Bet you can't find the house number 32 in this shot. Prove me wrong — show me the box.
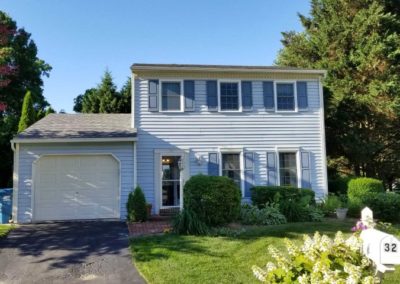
[384,243,397,253]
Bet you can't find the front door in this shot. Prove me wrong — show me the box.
[161,155,181,208]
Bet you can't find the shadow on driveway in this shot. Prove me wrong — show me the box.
[0,221,145,284]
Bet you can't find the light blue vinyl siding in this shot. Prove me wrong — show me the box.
[135,77,327,205]
[16,142,134,223]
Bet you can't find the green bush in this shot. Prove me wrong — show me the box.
[362,193,400,222]
[250,186,319,222]
[328,176,352,195]
[184,174,242,226]
[278,194,324,222]
[321,195,343,215]
[126,186,148,222]
[240,203,287,225]
[172,208,209,235]
[347,198,363,218]
[251,186,315,208]
[347,177,384,202]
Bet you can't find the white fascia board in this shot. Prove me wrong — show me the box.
[11,137,138,144]
[132,66,327,76]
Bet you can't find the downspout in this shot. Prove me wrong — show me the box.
[10,141,19,223]
[133,141,137,189]
[319,76,329,198]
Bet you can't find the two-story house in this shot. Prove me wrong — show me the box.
[11,64,327,223]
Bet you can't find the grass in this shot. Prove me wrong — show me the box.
[0,224,13,238]
[130,219,400,284]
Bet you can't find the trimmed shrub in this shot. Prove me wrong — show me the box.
[347,177,384,202]
[328,176,352,195]
[362,193,400,222]
[240,203,287,225]
[126,186,148,222]
[184,174,242,226]
[172,208,209,235]
[251,186,315,208]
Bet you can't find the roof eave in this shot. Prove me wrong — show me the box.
[131,64,327,76]
[11,137,138,144]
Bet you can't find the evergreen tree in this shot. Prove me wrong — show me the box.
[18,91,35,132]
[276,0,400,186]
[98,71,119,113]
[73,72,131,113]
[45,107,55,116]
[117,78,131,113]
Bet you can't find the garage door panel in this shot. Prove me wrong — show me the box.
[34,155,120,221]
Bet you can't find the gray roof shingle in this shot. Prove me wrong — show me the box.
[14,113,136,140]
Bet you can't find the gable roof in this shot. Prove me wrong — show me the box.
[131,63,326,76]
[13,113,136,142]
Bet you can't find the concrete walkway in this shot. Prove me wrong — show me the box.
[0,221,145,284]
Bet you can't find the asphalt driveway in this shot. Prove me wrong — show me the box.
[0,221,145,284]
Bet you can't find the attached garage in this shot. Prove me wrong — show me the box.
[11,114,137,223]
[33,155,120,221]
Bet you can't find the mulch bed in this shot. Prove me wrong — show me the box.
[128,216,172,237]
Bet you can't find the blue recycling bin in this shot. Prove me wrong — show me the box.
[0,188,12,224]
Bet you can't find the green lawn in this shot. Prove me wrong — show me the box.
[130,219,400,284]
[0,224,13,238]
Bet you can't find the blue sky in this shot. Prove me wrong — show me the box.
[1,0,310,112]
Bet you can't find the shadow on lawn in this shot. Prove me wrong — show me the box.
[219,218,355,242]
[131,234,228,262]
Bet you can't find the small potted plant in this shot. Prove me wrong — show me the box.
[335,195,348,220]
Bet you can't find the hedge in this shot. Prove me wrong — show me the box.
[347,177,384,202]
[250,186,315,208]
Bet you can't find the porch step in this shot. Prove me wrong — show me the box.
[159,207,180,217]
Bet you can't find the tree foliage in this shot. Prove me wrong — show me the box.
[73,71,131,113]
[0,11,51,187]
[276,0,400,187]
[18,91,35,132]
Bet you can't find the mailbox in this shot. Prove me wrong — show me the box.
[361,229,400,266]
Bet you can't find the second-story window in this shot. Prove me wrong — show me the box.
[161,82,182,111]
[276,83,295,111]
[220,82,239,111]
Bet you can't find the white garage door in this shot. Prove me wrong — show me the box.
[33,155,120,221]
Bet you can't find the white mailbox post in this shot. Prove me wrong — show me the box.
[360,207,400,276]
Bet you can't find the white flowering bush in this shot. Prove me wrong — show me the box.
[252,231,377,283]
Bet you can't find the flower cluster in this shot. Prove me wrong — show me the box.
[351,220,369,233]
[252,231,377,283]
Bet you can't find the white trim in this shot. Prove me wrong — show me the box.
[276,150,301,188]
[155,149,188,211]
[132,65,327,76]
[12,143,19,223]
[31,153,121,222]
[217,79,242,112]
[159,79,184,112]
[274,80,298,113]
[131,73,136,128]
[319,77,329,196]
[11,137,137,144]
[133,142,137,188]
